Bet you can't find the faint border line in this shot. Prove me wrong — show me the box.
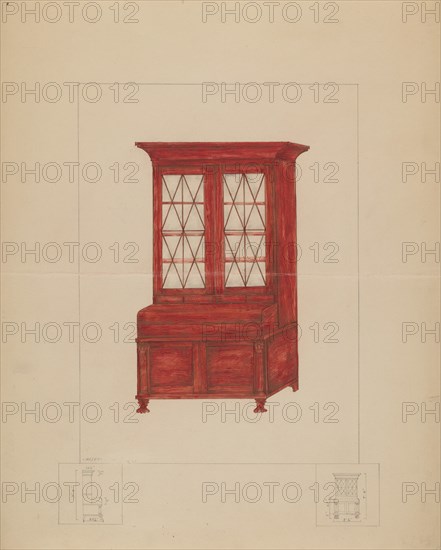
[77,96,82,463]
[0,0,431,3]
[76,81,360,466]
[357,83,360,463]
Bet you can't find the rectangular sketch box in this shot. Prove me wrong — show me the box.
[58,463,123,525]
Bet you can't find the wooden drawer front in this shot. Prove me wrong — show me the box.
[150,345,193,392]
[206,345,254,392]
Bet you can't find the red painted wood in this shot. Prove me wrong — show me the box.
[213,165,223,296]
[275,160,298,327]
[135,141,309,413]
[138,303,276,323]
[136,142,309,162]
[137,344,149,394]
[153,165,162,297]
[205,168,216,295]
[149,345,193,391]
[267,327,298,394]
[193,343,207,393]
[207,345,254,392]
[253,341,266,395]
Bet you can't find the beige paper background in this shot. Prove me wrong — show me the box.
[1,1,440,548]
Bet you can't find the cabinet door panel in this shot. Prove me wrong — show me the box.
[207,345,254,392]
[150,345,193,393]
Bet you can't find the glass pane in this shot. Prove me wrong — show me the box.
[223,173,266,287]
[162,174,181,201]
[161,174,205,289]
[183,175,204,201]
[245,234,265,261]
[225,261,246,287]
[224,234,243,259]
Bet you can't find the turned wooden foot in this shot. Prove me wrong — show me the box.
[254,399,267,413]
[291,381,299,392]
[136,396,150,413]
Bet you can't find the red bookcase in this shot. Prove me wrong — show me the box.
[135,142,309,413]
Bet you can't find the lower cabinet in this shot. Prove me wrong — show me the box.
[136,331,298,413]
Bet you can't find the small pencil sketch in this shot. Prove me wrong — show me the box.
[326,473,367,523]
[59,462,123,525]
[81,468,104,523]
